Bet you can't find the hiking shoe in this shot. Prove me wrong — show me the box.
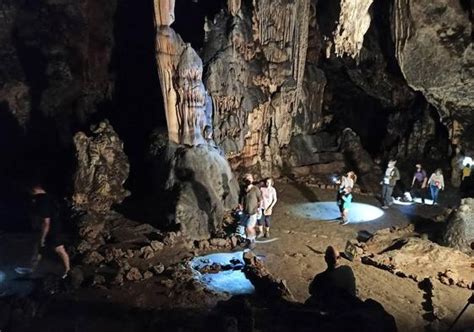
[341,219,349,225]
[257,233,264,239]
[264,231,270,238]
[381,205,389,209]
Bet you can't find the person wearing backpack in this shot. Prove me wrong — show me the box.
[28,183,70,278]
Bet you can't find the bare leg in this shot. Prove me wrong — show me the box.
[54,245,70,276]
[257,225,264,238]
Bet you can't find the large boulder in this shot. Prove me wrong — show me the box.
[72,120,130,213]
[442,198,474,252]
[165,144,239,240]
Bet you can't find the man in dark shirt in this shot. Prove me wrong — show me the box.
[308,246,356,310]
[239,174,262,249]
[29,184,70,278]
[411,163,427,204]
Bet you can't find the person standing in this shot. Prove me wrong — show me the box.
[462,164,471,182]
[340,187,353,225]
[257,178,277,238]
[239,174,262,249]
[336,171,357,219]
[428,168,445,205]
[381,160,400,209]
[411,164,427,204]
[29,183,70,278]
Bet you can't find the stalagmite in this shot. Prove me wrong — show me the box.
[153,0,207,146]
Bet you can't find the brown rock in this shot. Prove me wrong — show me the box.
[126,268,143,282]
[152,263,165,275]
[82,251,105,265]
[210,238,229,247]
[143,271,154,280]
[150,240,165,251]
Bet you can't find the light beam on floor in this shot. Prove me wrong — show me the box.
[190,251,255,295]
[291,201,384,223]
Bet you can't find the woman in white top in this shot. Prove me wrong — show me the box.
[257,178,278,238]
[428,168,444,205]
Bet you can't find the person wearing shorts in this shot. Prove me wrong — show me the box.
[239,174,262,248]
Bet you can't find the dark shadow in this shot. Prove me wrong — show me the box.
[377,239,408,255]
[287,176,320,202]
[357,230,374,242]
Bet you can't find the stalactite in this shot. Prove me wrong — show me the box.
[328,0,374,59]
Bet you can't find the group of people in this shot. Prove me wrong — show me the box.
[381,160,445,208]
[238,174,278,249]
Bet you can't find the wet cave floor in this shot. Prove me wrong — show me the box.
[0,182,473,332]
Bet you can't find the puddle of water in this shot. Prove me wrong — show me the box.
[291,202,384,223]
[190,251,255,295]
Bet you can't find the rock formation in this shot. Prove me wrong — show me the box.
[204,0,324,177]
[442,198,474,252]
[329,0,374,59]
[72,120,130,213]
[360,226,473,289]
[392,0,474,151]
[153,0,208,146]
[152,0,239,240]
[0,0,116,141]
[164,144,239,240]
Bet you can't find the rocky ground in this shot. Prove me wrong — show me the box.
[0,181,473,331]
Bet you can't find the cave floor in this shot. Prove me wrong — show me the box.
[0,182,473,332]
[253,181,473,332]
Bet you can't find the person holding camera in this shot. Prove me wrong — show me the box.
[239,174,262,249]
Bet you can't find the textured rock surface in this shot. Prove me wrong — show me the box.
[329,0,374,58]
[153,0,209,146]
[0,0,116,139]
[361,226,473,289]
[204,0,325,177]
[392,0,474,150]
[165,144,239,240]
[442,198,474,252]
[72,120,130,213]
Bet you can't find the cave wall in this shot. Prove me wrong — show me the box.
[0,0,117,184]
[203,0,327,177]
[0,0,470,192]
[392,0,473,153]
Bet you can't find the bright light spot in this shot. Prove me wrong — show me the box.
[393,197,434,205]
[190,251,255,295]
[291,202,384,223]
[463,156,473,167]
